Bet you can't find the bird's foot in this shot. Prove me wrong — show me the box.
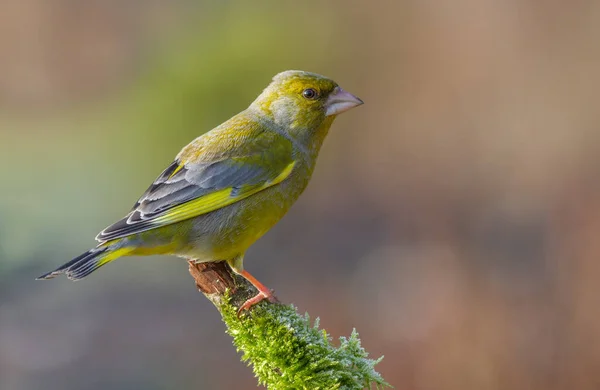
[237,290,278,317]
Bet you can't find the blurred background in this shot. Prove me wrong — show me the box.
[2,1,600,389]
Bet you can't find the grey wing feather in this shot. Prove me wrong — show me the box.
[130,161,180,209]
[95,157,286,242]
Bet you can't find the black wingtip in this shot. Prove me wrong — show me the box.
[36,271,59,280]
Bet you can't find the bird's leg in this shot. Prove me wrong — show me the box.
[237,269,278,314]
[227,256,278,315]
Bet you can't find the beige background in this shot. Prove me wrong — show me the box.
[2,1,600,389]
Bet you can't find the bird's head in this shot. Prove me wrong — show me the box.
[251,70,363,129]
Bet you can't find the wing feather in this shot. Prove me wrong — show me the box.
[95,125,295,242]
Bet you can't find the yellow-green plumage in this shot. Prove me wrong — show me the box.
[38,70,363,294]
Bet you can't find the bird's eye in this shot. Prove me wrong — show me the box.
[302,88,319,100]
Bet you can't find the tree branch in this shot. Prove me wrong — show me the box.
[187,260,390,389]
[187,260,255,309]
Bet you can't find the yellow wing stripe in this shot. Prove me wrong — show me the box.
[168,163,185,179]
[152,161,296,225]
[268,160,296,185]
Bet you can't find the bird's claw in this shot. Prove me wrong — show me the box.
[237,290,277,317]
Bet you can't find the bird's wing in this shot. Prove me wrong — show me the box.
[96,124,295,242]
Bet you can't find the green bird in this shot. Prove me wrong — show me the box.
[38,70,363,311]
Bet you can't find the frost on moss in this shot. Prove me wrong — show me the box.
[220,299,390,390]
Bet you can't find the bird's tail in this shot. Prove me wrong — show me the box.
[37,245,132,281]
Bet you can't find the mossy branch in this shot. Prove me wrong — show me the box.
[188,261,390,390]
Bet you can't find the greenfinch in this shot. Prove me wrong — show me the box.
[38,70,363,311]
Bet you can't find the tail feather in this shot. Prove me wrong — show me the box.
[36,247,130,281]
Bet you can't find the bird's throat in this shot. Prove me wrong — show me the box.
[305,116,335,161]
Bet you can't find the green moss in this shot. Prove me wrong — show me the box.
[220,298,390,390]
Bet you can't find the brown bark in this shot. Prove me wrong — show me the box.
[187,260,278,310]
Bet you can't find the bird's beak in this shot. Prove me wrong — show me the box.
[325,87,364,116]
